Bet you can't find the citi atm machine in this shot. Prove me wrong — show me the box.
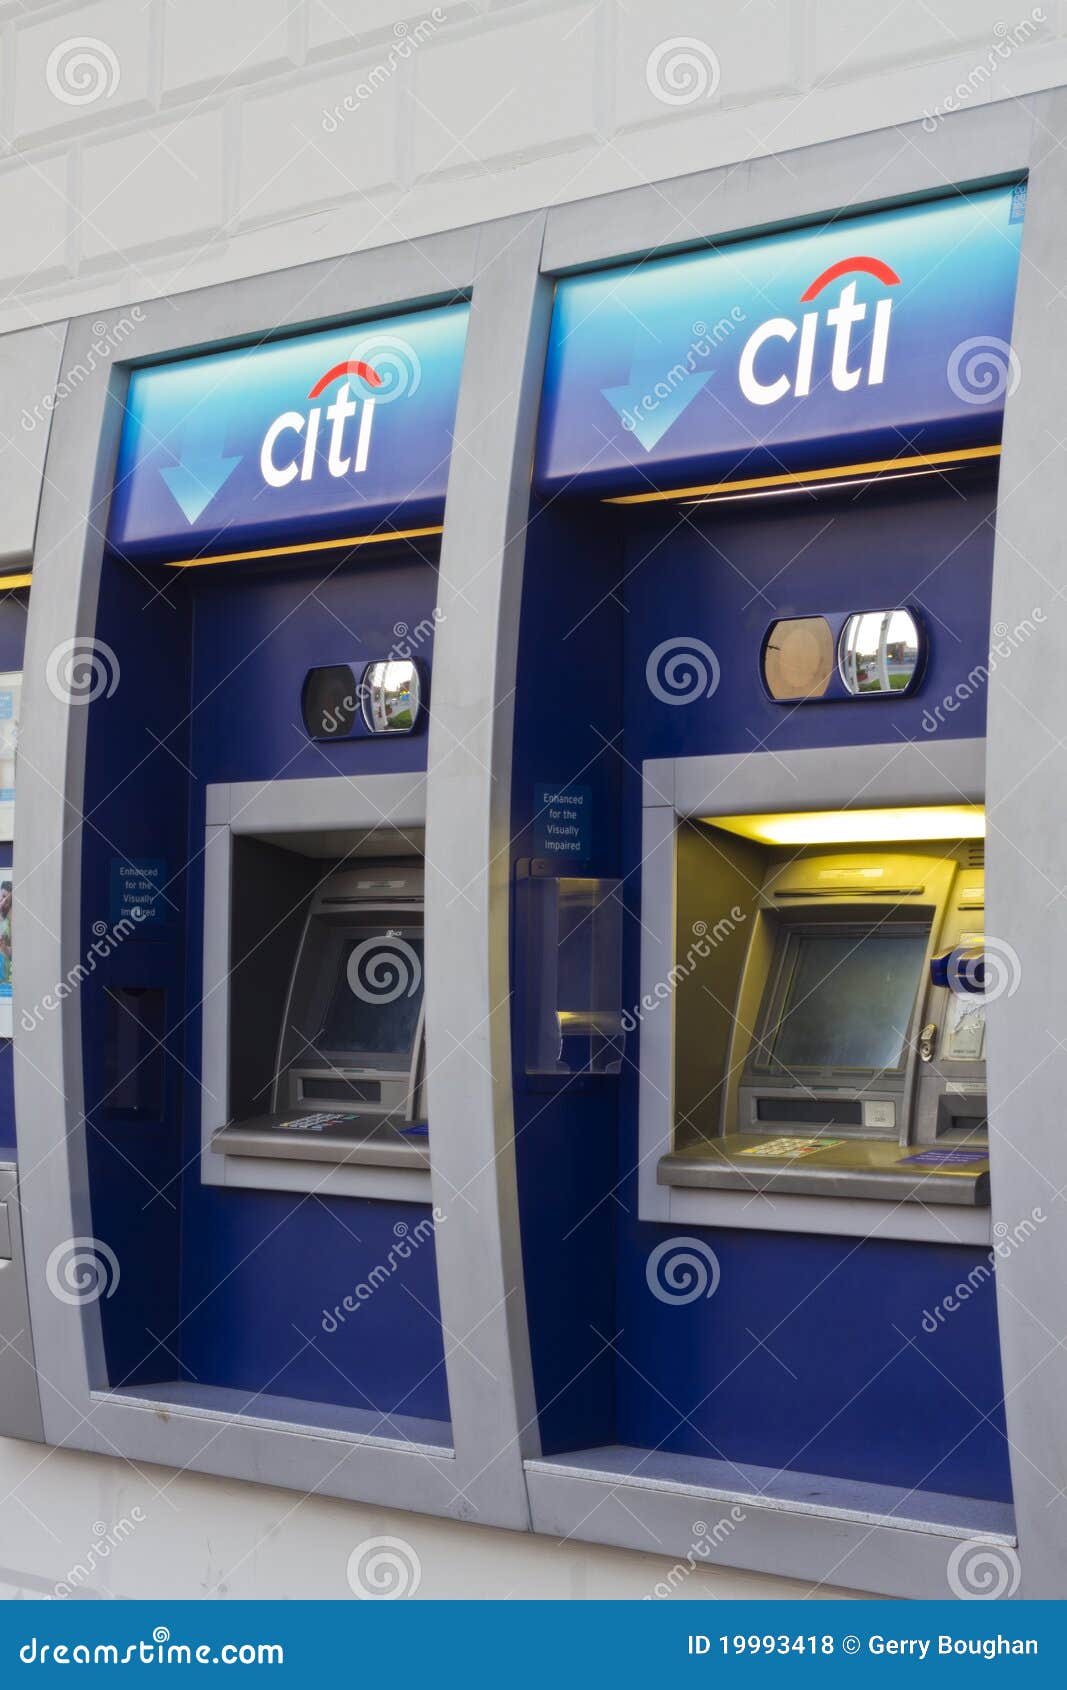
[4,136,1065,1602]
[4,288,479,1495]
[506,175,1036,1592]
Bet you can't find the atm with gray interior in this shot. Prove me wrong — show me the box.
[215,854,427,1169]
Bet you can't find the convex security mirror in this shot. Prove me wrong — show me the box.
[362,660,421,733]
[301,659,424,739]
[761,609,924,703]
[839,609,923,697]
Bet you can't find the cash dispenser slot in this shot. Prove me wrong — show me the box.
[658,818,991,1206]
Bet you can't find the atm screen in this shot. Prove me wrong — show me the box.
[764,927,928,1073]
[317,928,425,1070]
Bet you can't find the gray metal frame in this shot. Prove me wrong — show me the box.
[201,774,431,1201]
[0,1162,44,1441]
[9,89,1065,1594]
[14,217,542,1532]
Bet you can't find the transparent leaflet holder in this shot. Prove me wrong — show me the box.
[518,865,624,1076]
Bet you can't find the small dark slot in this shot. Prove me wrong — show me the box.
[104,987,165,1120]
[301,1077,382,1104]
[755,1096,863,1127]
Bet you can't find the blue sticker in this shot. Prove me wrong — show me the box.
[534,784,592,859]
[1009,181,1027,224]
[110,858,168,929]
[899,1149,988,1168]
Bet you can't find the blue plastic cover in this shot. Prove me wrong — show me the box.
[536,184,1024,495]
[107,302,469,561]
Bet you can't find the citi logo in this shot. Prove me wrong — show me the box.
[260,359,382,488]
[737,256,900,406]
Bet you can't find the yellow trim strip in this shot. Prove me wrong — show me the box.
[0,572,32,590]
[602,446,1002,506]
[163,525,444,570]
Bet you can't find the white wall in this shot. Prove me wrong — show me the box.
[0,0,1062,336]
[0,0,1046,1602]
[0,1440,862,1600]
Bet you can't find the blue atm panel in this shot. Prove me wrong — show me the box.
[536,184,1024,495]
[512,180,1022,1503]
[108,302,469,562]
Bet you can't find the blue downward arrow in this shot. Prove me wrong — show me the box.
[602,357,712,453]
[160,426,241,524]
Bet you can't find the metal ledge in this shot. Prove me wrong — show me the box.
[97,1383,452,1456]
[526,1445,1016,1600]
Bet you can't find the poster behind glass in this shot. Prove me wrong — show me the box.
[0,671,20,842]
[0,874,11,1038]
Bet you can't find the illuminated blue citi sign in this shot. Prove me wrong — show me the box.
[108,302,469,561]
[535,185,1025,494]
